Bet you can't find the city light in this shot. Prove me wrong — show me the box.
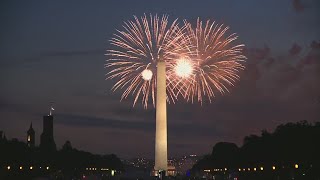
[272,166,276,170]
[19,166,23,170]
[30,166,33,170]
[7,166,10,170]
[295,164,299,169]
[238,168,241,172]
[141,69,153,81]
[254,167,257,171]
[224,168,227,171]
[260,167,264,171]
[174,58,193,78]
[248,168,250,171]
[46,166,49,170]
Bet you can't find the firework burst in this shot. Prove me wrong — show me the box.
[175,18,246,103]
[106,14,189,108]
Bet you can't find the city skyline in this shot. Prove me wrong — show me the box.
[1,0,319,159]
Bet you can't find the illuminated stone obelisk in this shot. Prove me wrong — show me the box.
[154,60,168,173]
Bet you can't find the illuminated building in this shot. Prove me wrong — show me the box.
[154,60,168,173]
[167,165,177,176]
[27,122,35,148]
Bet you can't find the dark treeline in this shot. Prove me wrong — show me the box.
[192,121,320,179]
[0,139,124,179]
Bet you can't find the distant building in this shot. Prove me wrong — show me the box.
[0,131,7,141]
[40,115,56,151]
[27,122,35,148]
[167,165,177,176]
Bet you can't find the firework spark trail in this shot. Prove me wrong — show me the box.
[106,14,190,108]
[106,15,246,107]
[174,18,246,104]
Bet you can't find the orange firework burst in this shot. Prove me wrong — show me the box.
[176,18,246,103]
[106,14,189,108]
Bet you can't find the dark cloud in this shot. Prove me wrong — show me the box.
[41,49,105,58]
[55,113,222,137]
[292,0,304,13]
[26,49,105,63]
[243,45,270,61]
[310,40,320,50]
[55,113,153,131]
[289,43,302,55]
[0,49,105,68]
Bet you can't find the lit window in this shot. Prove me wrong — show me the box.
[27,135,31,142]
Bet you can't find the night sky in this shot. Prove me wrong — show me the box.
[1,0,319,159]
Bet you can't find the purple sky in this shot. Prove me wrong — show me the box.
[0,0,319,159]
